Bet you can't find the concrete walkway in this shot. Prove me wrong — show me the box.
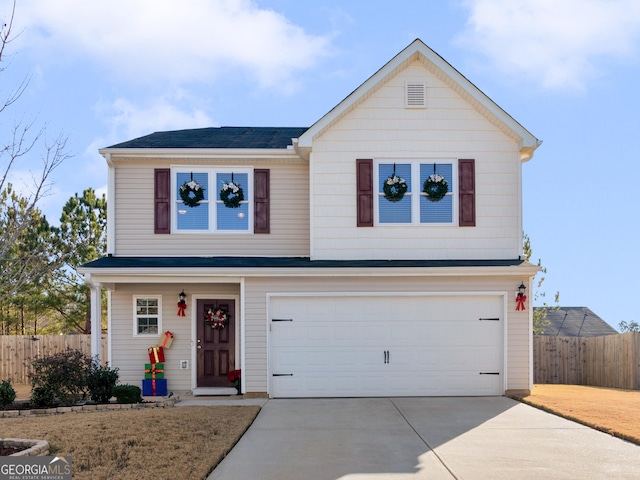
[203,397,640,480]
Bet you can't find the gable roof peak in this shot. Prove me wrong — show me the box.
[298,38,541,161]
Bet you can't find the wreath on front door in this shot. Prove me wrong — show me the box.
[204,307,229,329]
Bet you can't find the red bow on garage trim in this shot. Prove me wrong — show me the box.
[515,294,527,311]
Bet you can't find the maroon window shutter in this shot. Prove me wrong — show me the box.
[254,169,270,234]
[356,159,374,227]
[458,159,476,227]
[154,168,171,234]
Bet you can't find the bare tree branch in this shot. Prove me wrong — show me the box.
[0,0,29,114]
[0,1,71,304]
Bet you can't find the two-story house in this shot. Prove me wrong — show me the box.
[80,39,541,398]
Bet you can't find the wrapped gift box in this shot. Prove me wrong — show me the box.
[144,363,164,380]
[142,378,167,396]
[148,346,165,363]
[159,331,174,349]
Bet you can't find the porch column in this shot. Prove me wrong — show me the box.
[90,282,102,363]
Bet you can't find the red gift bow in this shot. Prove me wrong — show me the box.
[145,364,164,379]
[177,301,186,316]
[515,294,527,311]
[160,331,174,348]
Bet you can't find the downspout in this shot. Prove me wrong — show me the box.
[104,153,116,255]
[84,273,103,363]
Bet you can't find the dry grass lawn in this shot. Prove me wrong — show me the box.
[514,384,640,445]
[1,388,260,480]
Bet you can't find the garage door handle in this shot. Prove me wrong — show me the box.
[383,350,389,364]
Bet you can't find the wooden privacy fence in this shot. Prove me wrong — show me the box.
[0,335,108,384]
[534,332,640,389]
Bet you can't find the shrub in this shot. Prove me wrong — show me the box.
[87,362,120,404]
[31,349,93,407]
[31,386,56,408]
[112,384,142,404]
[0,379,16,410]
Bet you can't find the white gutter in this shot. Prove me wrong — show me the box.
[80,262,541,284]
[105,153,115,255]
[98,147,301,160]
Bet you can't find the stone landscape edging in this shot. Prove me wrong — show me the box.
[0,396,178,418]
[0,438,49,456]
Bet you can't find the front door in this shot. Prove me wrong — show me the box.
[196,299,235,387]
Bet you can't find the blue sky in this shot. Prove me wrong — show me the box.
[2,0,640,330]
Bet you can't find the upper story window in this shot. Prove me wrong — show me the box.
[134,296,161,336]
[376,160,456,225]
[173,168,252,233]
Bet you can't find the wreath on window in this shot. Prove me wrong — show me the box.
[204,307,228,329]
[179,179,205,207]
[219,179,245,208]
[423,173,448,202]
[383,173,408,203]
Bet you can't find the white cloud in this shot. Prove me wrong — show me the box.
[105,96,215,141]
[458,0,640,90]
[15,0,332,91]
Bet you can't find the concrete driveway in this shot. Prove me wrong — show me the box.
[206,397,640,480]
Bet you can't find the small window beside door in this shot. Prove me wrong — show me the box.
[134,296,161,335]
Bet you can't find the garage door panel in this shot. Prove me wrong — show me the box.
[270,295,503,397]
[273,373,389,398]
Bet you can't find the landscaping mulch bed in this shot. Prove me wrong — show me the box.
[0,445,25,456]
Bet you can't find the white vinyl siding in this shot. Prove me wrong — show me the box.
[111,284,240,392]
[243,275,531,396]
[310,60,522,261]
[112,160,310,256]
[106,275,531,396]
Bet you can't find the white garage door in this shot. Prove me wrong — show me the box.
[269,295,504,397]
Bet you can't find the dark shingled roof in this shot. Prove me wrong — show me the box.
[107,126,309,149]
[535,307,617,337]
[83,256,524,270]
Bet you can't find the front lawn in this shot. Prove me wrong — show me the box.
[0,405,259,479]
[513,384,640,445]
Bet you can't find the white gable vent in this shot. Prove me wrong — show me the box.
[405,81,426,108]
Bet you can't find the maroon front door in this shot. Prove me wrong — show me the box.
[197,299,235,387]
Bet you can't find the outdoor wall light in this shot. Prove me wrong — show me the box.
[518,283,526,296]
[177,290,187,317]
